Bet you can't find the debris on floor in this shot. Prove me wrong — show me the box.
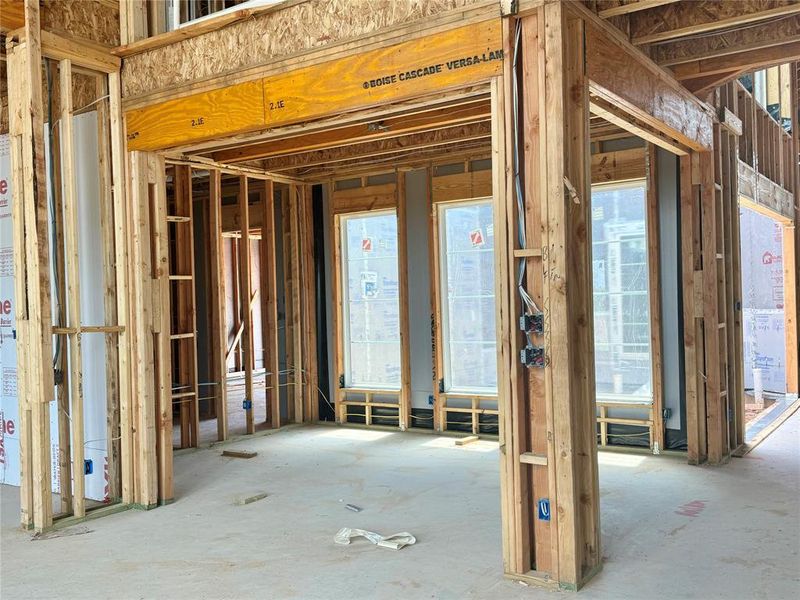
[334,527,416,550]
[455,435,480,446]
[222,449,258,459]
[234,492,269,505]
[31,527,93,541]
[344,503,362,512]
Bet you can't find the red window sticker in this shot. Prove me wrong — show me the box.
[362,238,373,252]
[469,228,485,247]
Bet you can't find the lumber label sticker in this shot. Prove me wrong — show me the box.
[126,79,266,152]
[126,20,503,152]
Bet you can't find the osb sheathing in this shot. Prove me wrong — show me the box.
[42,0,120,47]
[122,0,491,98]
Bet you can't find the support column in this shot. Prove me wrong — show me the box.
[7,0,55,532]
[499,3,601,590]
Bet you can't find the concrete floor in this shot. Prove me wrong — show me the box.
[2,412,799,600]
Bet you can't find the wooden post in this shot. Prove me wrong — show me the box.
[289,184,304,423]
[238,176,255,434]
[59,59,86,518]
[208,169,229,439]
[397,171,411,431]
[96,74,121,502]
[260,179,281,428]
[109,72,134,505]
[645,144,665,452]
[680,154,707,464]
[499,4,601,590]
[7,0,55,532]
[300,184,319,422]
[152,157,172,502]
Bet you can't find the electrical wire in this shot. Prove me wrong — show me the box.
[511,19,542,352]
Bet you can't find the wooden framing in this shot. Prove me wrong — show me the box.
[208,169,229,439]
[8,2,796,594]
[260,179,282,428]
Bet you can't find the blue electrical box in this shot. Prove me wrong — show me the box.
[84,459,93,475]
[537,498,550,521]
[242,399,252,410]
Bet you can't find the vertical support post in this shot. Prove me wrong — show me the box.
[238,176,255,434]
[127,150,158,507]
[208,169,228,439]
[330,192,344,424]
[698,150,725,464]
[260,179,281,428]
[109,72,134,505]
[299,184,319,423]
[48,59,73,516]
[59,59,86,518]
[521,13,555,577]
[645,144,665,452]
[680,154,707,464]
[152,156,172,502]
[397,171,411,431]
[500,4,601,590]
[7,0,55,531]
[428,173,444,432]
[288,184,303,423]
[96,74,121,502]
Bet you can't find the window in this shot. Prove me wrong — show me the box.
[591,181,653,402]
[438,199,497,394]
[340,210,401,389]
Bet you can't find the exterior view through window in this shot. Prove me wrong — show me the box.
[438,199,497,394]
[340,210,401,389]
[591,180,653,403]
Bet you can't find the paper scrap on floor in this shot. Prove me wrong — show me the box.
[334,527,416,550]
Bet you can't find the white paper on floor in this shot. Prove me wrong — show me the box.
[334,527,416,550]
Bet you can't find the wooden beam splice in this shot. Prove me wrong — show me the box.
[59,59,86,518]
[238,176,255,435]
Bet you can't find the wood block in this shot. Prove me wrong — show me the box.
[455,434,480,446]
[222,449,258,459]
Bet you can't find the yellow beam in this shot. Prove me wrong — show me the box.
[126,20,503,151]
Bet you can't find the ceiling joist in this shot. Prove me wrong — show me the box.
[597,0,679,19]
[630,1,800,46]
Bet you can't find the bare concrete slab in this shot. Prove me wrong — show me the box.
[2,413,799,599]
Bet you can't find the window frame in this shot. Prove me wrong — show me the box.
[436,196,498,396]
[338,207,402,391]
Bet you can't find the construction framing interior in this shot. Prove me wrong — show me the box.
[1,0,799,594]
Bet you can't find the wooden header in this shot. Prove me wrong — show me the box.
[125,19,504,152]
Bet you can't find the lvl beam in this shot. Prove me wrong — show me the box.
[125,21,504,151]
